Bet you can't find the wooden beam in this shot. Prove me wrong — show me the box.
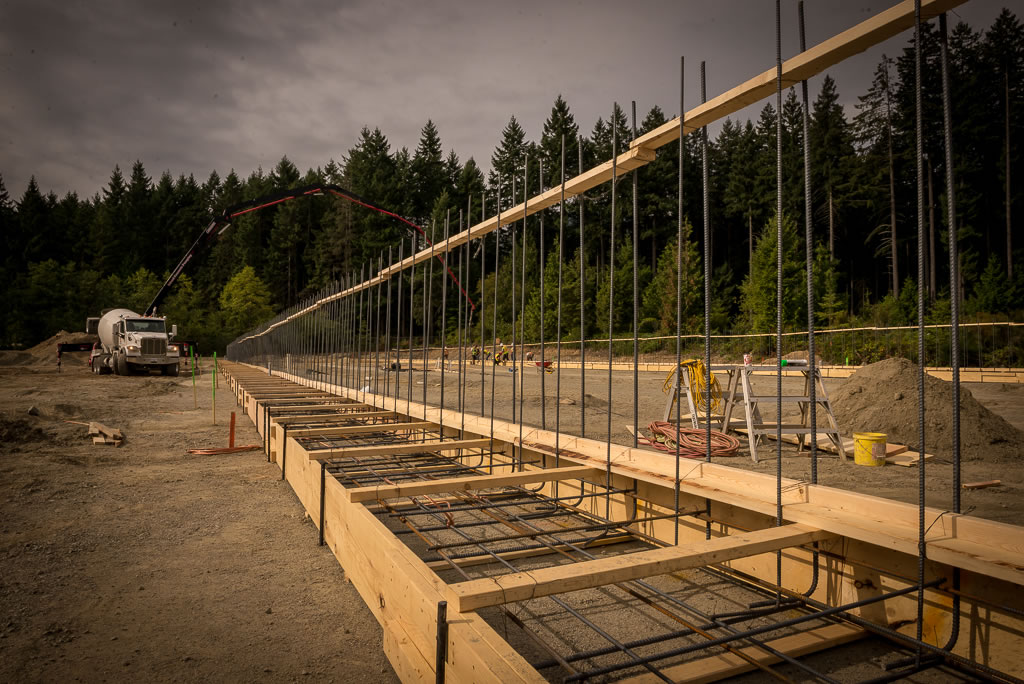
[284,410,396,423]
[271,414,394,425]
[448,524,834,612]
[288,421,438,438]
[315,437,493,464]
[268,404,372,414]
[346,465,601,503]
[425,535,634,571]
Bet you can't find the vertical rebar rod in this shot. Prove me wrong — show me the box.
[579,136,586,438]
[539,159,547,431]
[457,211,464,416]
[409,240,416,406]
[607,109,618,521]
[424,224,435,407]
[435,600,448,684]
[675,55,685,545]
[491,184,501,450]
[440,210,450,431]
[799,1,818,485]
[357,265,366,401]
[632,101,640,449]
[795,0,822,600]
[512,174,519,427]
[914,0,926,662]
[396,243,404,413]
[775,0,784,602]
[556,134,566,494]
[519,160,529,468]
[375,255,383,396]
[480,193,486,416]
[940,16,962,652]
[385,251,392,399]
[701,61,713,542]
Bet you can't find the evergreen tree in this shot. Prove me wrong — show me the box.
[266,157,303,305]
[810,75,854,260]
[539,95,579,182]
[411,120,446,221]
[124,160,152,273]
[89,167,128,275]
[739,215,806,332]
[489,116,529,208]
[640,219,702,334]
[854,55,900,297]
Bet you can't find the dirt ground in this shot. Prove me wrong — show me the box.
[381,360,1024,525]
[0,353,397,683]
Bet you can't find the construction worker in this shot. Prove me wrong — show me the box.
[493,338,503,365]
[471,345,480,364]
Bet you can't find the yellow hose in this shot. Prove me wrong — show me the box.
[663,359,722,414]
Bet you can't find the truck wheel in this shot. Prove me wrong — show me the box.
[115,353,128,376]
[163,363,179,377]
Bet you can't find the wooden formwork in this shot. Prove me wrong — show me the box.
[221,360,1024,682]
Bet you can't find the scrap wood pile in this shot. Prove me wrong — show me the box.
[71,421,125,446]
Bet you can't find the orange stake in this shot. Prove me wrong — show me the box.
[229,411,236,448]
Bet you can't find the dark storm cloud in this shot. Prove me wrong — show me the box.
[0,0,1008,199]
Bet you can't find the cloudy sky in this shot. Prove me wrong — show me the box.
[0,0,1009,199]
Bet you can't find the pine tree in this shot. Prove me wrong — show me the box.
[640,219,702,335]
[854,55,900,297]
[539,95,579,182]
[810,75,854,260]
[740,215,806,332]
[124,160,152,273]
[489,116,528,208]
[411,120,446,221]
[89,167,128,275]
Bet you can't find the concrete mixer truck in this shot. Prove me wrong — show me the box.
[86,309,180,376]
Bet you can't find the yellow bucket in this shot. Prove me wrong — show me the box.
[853,432,887,466]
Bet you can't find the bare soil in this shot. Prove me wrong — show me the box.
[0,353,397,683]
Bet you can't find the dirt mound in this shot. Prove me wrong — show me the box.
[0,413,46,444]
[20,330,97,367]
[831,358,1024,461]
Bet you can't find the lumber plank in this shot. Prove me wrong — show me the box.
[425,535,633,571]
[449,524,834,612]
[271,413,387,425]
[283,410,396,423]
[885,451,934,467]
[315,437,493,463]
[89,421,124,440]
[346,465,601,503]
[963,480,1001,490]
[287,421,437,438]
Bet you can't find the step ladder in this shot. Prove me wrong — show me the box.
[663,363,847,463]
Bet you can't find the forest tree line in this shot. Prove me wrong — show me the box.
[0,10,1021,354]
